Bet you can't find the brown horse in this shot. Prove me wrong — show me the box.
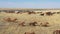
[3,17,11,22]
[53,30,60,34]
[18,22,25,26]
[40,22,49,27]
[11,18,17,22]
[25,32,35,34]
[28,11,36,14]
[29,22,37,26]
[3,17,17,22]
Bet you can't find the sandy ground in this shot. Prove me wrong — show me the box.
[0,12,60,34]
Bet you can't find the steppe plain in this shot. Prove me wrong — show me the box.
[0,8,60,34]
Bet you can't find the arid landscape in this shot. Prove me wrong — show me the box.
[0,8,60,34]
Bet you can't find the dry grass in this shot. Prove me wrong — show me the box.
[0,12,60,34]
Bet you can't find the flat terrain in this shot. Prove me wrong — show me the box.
[0,12,60,34]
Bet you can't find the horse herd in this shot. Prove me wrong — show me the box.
[16,11,60,16]
[1,11,60,34]
[24,30,60,34]
[1,11,60,16]
[3,17,60,34]
[3,17,50,27]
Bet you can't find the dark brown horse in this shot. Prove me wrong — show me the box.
[40,13,44,16]
[46,12,53,16]
[57,12,60,14]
